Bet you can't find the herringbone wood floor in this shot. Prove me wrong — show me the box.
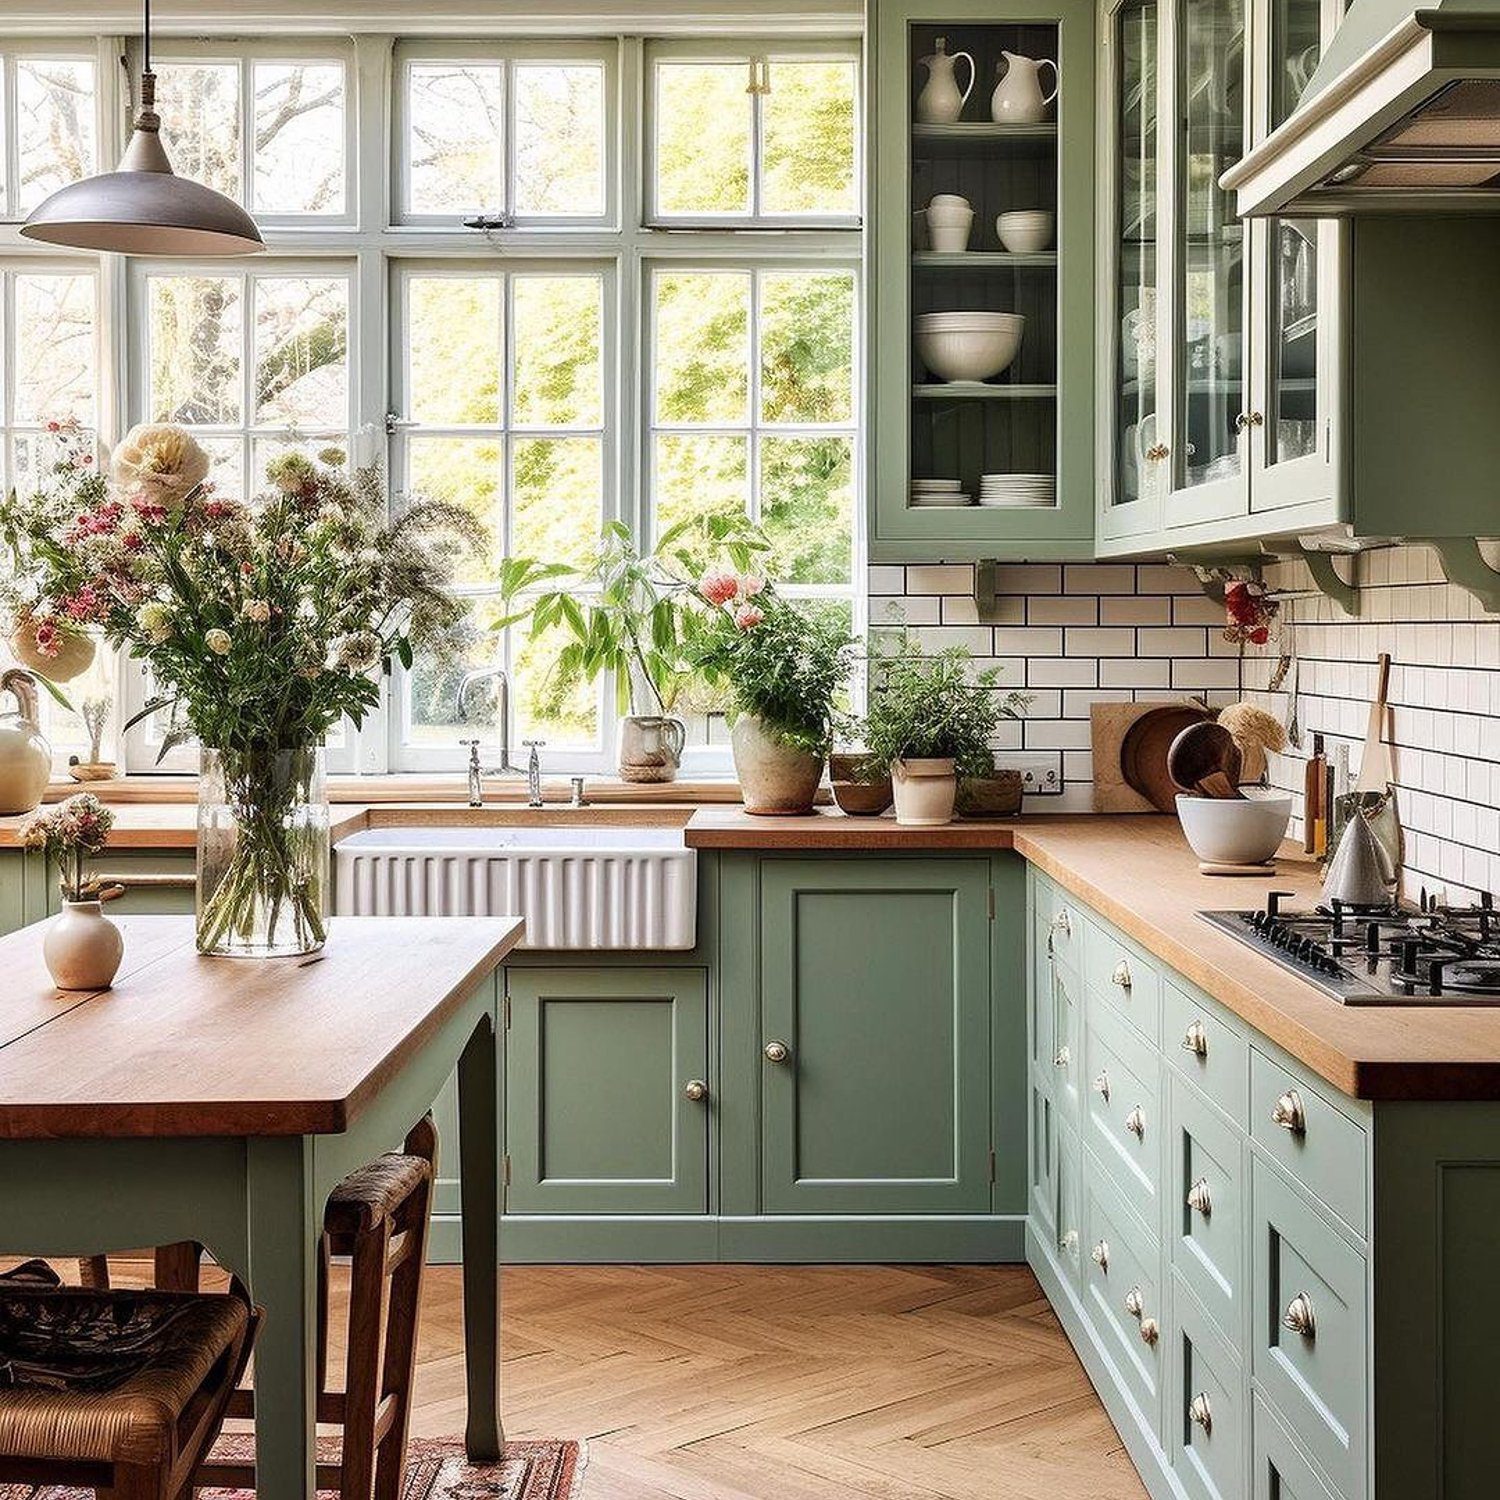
[412,1264,1149,1500]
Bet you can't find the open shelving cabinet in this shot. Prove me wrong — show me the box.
[869,0,1097,561]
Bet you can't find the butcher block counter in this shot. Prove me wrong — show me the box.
[686,808,1500,1101]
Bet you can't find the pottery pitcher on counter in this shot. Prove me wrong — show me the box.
[0,669,51,816]
[991,51,1058,124]
[915,37,975,123]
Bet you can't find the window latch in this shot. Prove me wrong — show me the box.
[383,412,416,436]
[462,211,515,231]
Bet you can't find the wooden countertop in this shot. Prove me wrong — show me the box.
[0,914,523,1138]
[686,808,1500,1103]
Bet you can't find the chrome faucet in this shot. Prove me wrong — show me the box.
[456,666,523,805]
[524,740,545,809]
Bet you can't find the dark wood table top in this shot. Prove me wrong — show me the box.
[0,915,522,1139]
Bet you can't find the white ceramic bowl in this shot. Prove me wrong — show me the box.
[1175,790,1293,866]
[916,311,1024,329]
[916,320,1024,382]
[996,210,1055,253]
[928,218,973,253]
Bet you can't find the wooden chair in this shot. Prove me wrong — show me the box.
[0,1283,257,1500]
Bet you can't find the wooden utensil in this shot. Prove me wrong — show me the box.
[1110,703,1212,814]
[1167,721,1243,798]
[1354,652,1394,793]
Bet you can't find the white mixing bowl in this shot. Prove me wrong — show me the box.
[996,210,1055,253]
[915,314,1024,381]
[1175,789,1293,866]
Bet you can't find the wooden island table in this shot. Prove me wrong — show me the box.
[0,913,523,1500]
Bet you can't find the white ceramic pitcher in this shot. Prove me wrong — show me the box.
[991,51,1059,124]
[915,37,975,124]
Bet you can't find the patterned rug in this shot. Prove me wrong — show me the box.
[2,1435,587,1500]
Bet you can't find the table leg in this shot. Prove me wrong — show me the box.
[246,1136,319,1500]
[458,1010,503,1460]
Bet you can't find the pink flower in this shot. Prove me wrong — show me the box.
[130,493,168,525]
[31,620,59,658]
[62,585,100,621]
[699,568,740,606]
[739,574,765,597]
[121,531,144,552]
[733,604,764,631]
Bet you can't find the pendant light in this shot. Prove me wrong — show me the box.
[21,0,264,255]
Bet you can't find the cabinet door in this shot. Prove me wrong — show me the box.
[505,967,710,1215]
[76,853,198,916]
[759,858,993,1213]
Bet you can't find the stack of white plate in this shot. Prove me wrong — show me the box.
[909,477,973,507]
[978,473,1055,508]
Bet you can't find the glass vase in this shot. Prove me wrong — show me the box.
[196,743,329,957]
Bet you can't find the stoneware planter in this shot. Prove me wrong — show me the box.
[43,900,124,990]
[618,714,685,784]
[731,714,824,816]
[8,620,96,684]
[891,757,958,826]
[0,668,52,816]
[956,769,1024,818]
[829,752,894,817]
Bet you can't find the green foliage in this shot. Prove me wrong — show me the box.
[860,630,1030,777]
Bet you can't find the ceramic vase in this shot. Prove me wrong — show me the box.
[8,619,96,684]
[618,714,686,784]
[891,757,958,826]
[731,715,824,816]
[990,51,1059,124]
[43,900,124,990]
[0,669,52,816]
[915,37,975,124]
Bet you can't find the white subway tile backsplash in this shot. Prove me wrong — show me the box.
[1101,596,1170,626]
[1027,657,1099,688]
[1063,626,1138,657]
[905,564,974,595]
[995,626,1064,656]
[1064,563,1137,595]
[1029,595,1099,626]
[1099,659,1172,689]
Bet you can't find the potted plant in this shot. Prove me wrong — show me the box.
[689,581,854,815]
[504,516,767,784]
[863,631,1029,826]
[827,733,894,817]
[3,425,479,957]
[20,792,122,990]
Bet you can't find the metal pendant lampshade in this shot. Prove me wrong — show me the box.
[21,3,263,255]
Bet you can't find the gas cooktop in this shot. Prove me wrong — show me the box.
[1200,890,1500,1005]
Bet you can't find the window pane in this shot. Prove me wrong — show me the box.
[514,64,604,216]
[13,273,94,426]
[653,271,750,425]
[407,62,504,214]
[760,271,855,425]
[157,62,241,201]
[252,434,344,493]
[760,435,854,584]
[148,276,243,424]
[408,275,502,426]
[653,433,747,535]
[405,610,493,747]
[15,59,96,212]
[253,276,348,428]
[513,436,602,568]
[655,62,751,215]
[197,436,246,500]
[407,435,503,583]
[512,276,602,428]
[514,617,598,747]
[252,62,345,213]
[762,59,858,215]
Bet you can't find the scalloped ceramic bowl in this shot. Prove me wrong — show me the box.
[915,314,1024,382]
[1175,789,1293,865]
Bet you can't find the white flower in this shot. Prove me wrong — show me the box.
[205,628,232,655]
[335,630,380,670]
[136,600,173,644]
[242,597,271,624]
[109,423,211,510]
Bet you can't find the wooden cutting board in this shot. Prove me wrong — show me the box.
[1092,701,1211,814]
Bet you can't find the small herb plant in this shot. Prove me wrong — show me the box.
[20,793,115,902]
[861,629,1029,777]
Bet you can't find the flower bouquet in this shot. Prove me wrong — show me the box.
[2,423,480,956]
[21,792,123,989]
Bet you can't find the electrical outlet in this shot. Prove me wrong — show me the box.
[994,750,1064,795]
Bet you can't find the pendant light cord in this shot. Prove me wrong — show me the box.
[143,0,150,74]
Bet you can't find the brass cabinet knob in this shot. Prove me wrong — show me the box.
[1124,1286,1144,1319]
[1111,960,1132,990]
[1249,410,1265,426]
[1145,442,1169,461]
[1283,1292,1316,1339]
[1186,1177,1212,1216]
[1188,1393,1213,1434]
[1139,1316,1160,1346]
[1051,909,1073,938]
[1091,1239,1110,1273]
[1271,1088,1306,1134]
[1092,1070,1111,1102]
[684,1079,709,1102]
[1182,1020,1209,1058]
[1124,1105,1146,1139]
[763,1041,791,1064]
[1053,1045,1071,1068]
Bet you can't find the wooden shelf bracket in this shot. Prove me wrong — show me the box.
[1424,536,1500,615]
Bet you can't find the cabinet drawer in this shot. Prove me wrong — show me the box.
[1050,962,1082,1125]
[1250,1050,1367,1238]
[1030,1077,1058,1238]
[1252,1160,1368,1500]
[1055,1121,1084,1289]
[1083,1173,1164,1437]
[1170,1074,1244,1342]
[1085,995,1163,1228]
[1030,914,1054,1077]
[1035,880,1084,972]
[1170,1277,1246,1500]
[1085,917,1161,1043]
[1163,980,1249,1128]
[1252,1394,1340,1500]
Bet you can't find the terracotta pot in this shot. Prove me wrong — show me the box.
[891,757,957,826]
[829,752,893,816]
[0,669,51,815]
[731,715,824,816]
[9,621,96,684]
[43,900,124,990]
[618,714,685,784]
[956,769,1024,818]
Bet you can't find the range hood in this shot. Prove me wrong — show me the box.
[1221,0,1500,215]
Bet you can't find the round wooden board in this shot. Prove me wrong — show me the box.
[1120,704,1212,814]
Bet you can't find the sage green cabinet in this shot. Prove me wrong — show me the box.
[504,966,709,1216]
[756,857,994,1212]
[0,848,196,932]
[869,0,1097,560]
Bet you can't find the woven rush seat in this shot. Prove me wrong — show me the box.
[325,1151,432,1239]
[0,1289,249,1466]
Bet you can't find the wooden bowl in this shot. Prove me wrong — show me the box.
[832,778,894,817]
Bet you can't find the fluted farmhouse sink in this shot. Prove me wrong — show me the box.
[334,826,696,949]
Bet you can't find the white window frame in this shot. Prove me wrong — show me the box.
[0,38,103,223]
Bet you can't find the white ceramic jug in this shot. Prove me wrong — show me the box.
[991,51,1059,124]
[915,37,975,124]
[0,668,51,815]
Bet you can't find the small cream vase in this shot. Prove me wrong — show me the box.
[43,899,124,990]
[891,757,958,826]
